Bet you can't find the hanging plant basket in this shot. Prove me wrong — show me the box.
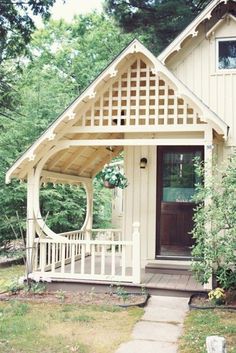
[103,180,116,189]
[99,165,128,189]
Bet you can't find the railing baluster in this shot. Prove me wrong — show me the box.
[40,242,46,273]
[61,243,65,274]
[51,243,55,273]
[47,243,50,266]
[71,243,75,274]
[33,241,38,271]
[121,245,126,277]
[91,244,95,275]
[101,245,105,275]
[111,244,115,276]
[81,244,85,274]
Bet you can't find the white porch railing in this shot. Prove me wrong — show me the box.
[32,224,140,283]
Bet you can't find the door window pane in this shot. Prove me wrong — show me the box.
[162,151,201,202]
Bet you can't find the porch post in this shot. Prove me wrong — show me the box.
[132,222,141,284]
[85,180,93,252]
[204,127,213,290]
[26,169,36,274]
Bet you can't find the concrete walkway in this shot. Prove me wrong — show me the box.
[115,295,189,353]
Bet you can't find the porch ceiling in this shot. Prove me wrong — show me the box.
[42,133,124,181]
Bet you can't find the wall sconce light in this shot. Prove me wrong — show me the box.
[140,157,148,169]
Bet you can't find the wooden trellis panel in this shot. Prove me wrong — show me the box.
[74,57,203,130]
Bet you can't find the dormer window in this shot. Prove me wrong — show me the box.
[217,38,236,70]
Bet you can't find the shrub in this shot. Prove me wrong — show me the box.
[191,154,236,290]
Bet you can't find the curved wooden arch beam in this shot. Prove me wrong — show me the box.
[31,145,92,241]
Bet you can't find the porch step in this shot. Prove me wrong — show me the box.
[145,261,191,275]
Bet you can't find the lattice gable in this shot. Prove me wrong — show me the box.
[71,55,202,131]
[6,39,228,183]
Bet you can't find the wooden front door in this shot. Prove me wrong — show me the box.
[156,146,203,257]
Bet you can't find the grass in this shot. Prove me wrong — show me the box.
[0,265,25,292]
[179,309,236,353]
[0,265,143,352]
[0,300,143,353]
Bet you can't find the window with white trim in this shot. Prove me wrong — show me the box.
[217,38,236,70]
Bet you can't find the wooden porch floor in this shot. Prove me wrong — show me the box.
[141,271,204,292]
[48,254,205,294]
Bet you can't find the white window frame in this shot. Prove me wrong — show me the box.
[216,37,236,72]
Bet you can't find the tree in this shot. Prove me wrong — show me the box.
[104,0,212,54]
[0,0,57,120]
[0,0,57,62]
[191,156,236,290]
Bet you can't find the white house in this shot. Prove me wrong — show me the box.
[6,0,235,291]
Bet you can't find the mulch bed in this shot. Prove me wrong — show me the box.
[189,292,236,311]
[0,290,150,307]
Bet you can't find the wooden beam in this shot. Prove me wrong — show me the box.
[68,124,206,134]
[41,170,92,184]
[59,138,206,147]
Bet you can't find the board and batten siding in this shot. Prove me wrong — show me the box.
[123,145,157,267]
[167,18,236,147]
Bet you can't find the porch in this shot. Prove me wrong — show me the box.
[31,227,204,295]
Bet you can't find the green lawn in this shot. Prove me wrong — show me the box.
[0,265,143,353]
[0,300,143,353]
[179,309,236,353]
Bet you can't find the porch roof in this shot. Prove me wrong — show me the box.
[6,39,228,184]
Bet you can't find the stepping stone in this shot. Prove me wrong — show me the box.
[132,321,183,343]
[143,306,187,323]
[115,340,178,353]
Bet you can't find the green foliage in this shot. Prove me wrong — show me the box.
[92,178,113,229]
[27,281,46,295]
[10,302,29,317]
[0,0,56,118]
[71,314,94,323]
[0,0,56,62]
[40,184,87,233]
[55,289,66,303]
[116,286,129,303]
[191,154,236,290]
[104,0,212,54]
[6,278,24,294]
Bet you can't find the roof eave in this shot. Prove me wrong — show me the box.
[158,0,228,63]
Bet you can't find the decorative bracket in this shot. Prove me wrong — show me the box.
[28,154,36,161]
[46,132,56,141]
[68,111,76,120]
